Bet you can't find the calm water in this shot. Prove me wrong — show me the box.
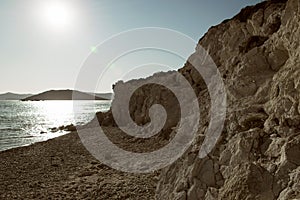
[0,100,111,151]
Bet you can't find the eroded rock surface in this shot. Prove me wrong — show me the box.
[91,0,300,199]
[156,0,300,199]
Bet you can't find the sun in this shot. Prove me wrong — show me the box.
[39,1,74,31]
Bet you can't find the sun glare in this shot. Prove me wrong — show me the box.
[39,1,74,31]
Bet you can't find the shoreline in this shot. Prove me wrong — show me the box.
[0,130,70,153]
[0,128,72,153]
[0,129,158,199]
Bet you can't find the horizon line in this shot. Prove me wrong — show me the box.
[0,89,114,95]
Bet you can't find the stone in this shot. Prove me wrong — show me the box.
[191,158,215,187]
[187,183,205,200]
[205,187,219,200]
[81,0,300,199]
[175,181,188,193]
[284,137,300,166]
[268,46,289,71]
[265,137,286,158]
[64,124,77,132]
[174,191,187,200]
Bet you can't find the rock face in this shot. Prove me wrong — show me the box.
[93,0,300,199]
[156,0,300,199]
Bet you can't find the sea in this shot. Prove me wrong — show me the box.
[0,100,111,152]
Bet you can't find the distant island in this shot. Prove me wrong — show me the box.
[0,92,33,100]
[21,90,112,101]
[91,92,113,100]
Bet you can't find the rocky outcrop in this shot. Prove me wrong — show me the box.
[156,0,300,199]
[93,0,300,199]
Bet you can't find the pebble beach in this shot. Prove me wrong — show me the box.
[0,128,159,200]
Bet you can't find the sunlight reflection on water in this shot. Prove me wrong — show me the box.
[0,100,111,151]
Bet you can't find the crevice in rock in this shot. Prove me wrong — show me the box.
[239,36,269,53]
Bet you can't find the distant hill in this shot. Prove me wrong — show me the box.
[22,90,111,101]
[0,92,33,100]
[93,93,113,100]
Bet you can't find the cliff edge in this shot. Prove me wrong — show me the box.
[93,0,300,199]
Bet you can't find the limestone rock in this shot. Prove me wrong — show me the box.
[88,0,300,199]
[155,0,300,199]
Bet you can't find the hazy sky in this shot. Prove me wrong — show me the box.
[0,0,260,94]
